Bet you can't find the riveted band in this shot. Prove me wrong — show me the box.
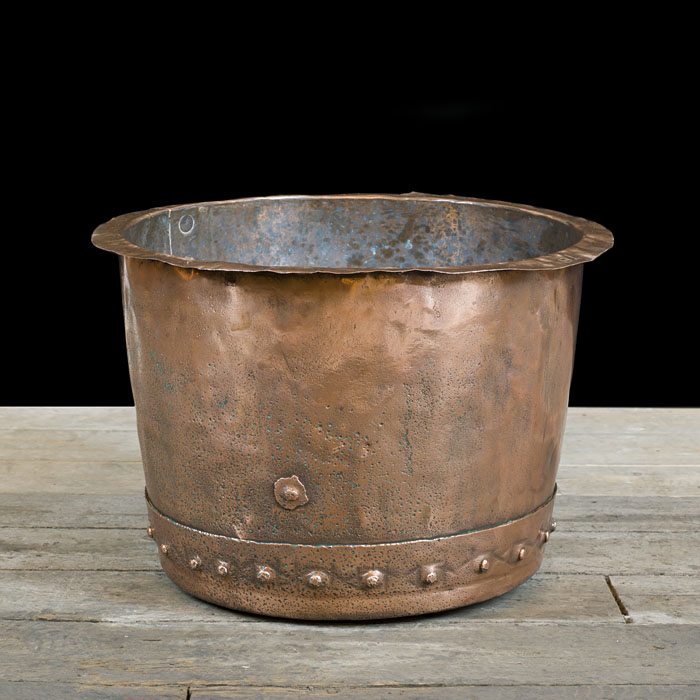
[145,487,557,620]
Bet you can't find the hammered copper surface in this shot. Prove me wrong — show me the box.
[92,193,613,620]
[146,488,557,620]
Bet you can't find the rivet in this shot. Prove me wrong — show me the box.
[551,519,557,531]
[257,565,274,582]
[146,526,154,538]
[362,569,384,588]
[159,543,169,556]
[307,571,327,587]
[189,556,201,569]
[282,486,299,502]
[217,561,229,576]
[479,558,490,573]
[274,475,309,510]
[543,530,550,542]
[421,565,439,584]
[518,547,526,561]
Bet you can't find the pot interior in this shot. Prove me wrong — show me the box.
[123,196,582,269]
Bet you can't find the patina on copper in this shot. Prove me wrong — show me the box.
[92,193,613,620]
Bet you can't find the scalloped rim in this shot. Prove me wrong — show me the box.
[91,192,614,274]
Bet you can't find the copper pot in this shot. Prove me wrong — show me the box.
[92,193,613,620]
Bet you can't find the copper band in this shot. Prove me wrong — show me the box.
[146,488,557,620]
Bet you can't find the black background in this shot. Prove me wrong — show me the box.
[8,89,695,407]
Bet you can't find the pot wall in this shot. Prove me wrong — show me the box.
[121,257,582,546]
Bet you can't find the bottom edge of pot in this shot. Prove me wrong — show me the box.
[145,493,556,621]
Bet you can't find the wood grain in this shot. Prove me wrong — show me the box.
[0,407,698,698]
[0,571,621,625]
[2,620,699,686]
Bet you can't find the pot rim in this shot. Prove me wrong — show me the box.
[91,192,614,275]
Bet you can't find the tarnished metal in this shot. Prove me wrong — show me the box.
[421,565,439,585]
[273,475,309,510]
[92,193,613,620]
[256,565,274,582]
[146,487,556,618]
[362,570,385,588]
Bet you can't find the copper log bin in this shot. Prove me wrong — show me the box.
[92,193,613,620]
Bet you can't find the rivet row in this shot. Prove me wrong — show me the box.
[148,521,556,583]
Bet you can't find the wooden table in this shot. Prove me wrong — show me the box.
[1,407,698,699]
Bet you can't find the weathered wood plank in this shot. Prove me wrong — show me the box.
[0,408,697,695]
[0,571,621,625]
[3,459,697,498]
[1,409,697,466]
[1,525,697,576]
[559,431,700,466]
[0,429,141,462]
[540,532,700,576]
[0,494,146,528]
[0,682,184,699]
[554,495,700,532]
[2,621,698,686]
[3,493,696,532]
[610,575,700,625]
[556,465,700,497]
[0,528,157,571]
[0,461,143,494]
[1,682,697,700]
[1,406,696,434]
[0,406,136,431]
[564,407,700,434]
[191,685,700,699]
